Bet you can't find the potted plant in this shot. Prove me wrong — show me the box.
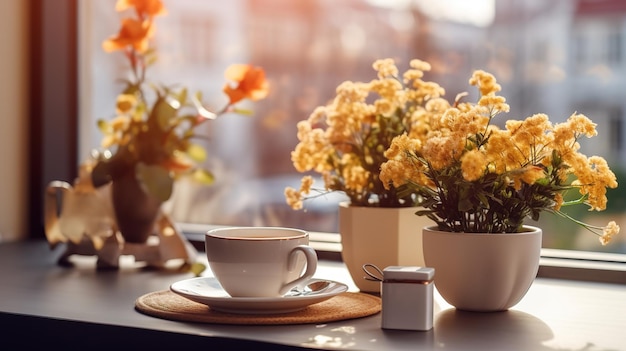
[91,0,269,243]
[284,58,442,292]
[379,67,620,311]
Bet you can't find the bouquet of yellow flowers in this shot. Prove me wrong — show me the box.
[285,58,444,209]
[379,63,619,244]
[91,0,269,202]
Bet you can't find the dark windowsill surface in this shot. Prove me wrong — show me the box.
[1,238,625,350]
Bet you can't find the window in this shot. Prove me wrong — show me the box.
[607,29,622,65]
[609,109,624,151]
[79,0,626,256]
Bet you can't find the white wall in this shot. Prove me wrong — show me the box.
[0,0,28,242]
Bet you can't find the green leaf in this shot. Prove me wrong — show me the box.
[194,90,203,102]
[186,143,207,162]
[192,169,215,185]
[189,262,206,277]
[231,108,254,116]
[176,88,188,106]
[477,191,490,208]
[192,92,217,120]
[135,163,173,202]
[458,187,474,212]
[97,119,111,133]
[152,97,178,131]
[122,83,140,95]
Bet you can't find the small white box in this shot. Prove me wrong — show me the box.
[381,266,435,331]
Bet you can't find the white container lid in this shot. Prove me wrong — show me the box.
[383,266,435,281]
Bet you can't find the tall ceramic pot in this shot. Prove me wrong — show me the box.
[111,172,162,244]
[422,225,542,312]
[339,202,432,293]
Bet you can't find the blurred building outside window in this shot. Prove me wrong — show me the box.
[79,0,626,254]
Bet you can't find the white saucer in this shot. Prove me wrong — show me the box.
[170,277,348,314]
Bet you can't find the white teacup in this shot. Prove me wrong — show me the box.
[205,227,318,298]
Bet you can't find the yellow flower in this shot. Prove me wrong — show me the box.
[290,127,333,173]
[286,58,442,208]
[284,187,303,210]
[373,58,399,79]
[116,93,137,114]
[553,193,564,211]
[477,95,510,113]
[600,221,620,245]
[509,165,546,190]
[520,165,546,185]
[469,70,502,96]
[377,59,619,240]
[284,176,314,210]
[288,56,620,244]
[461,150,487,181]
[341,154,370,193]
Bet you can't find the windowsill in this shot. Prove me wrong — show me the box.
[2,239,625,349]
[539,248,626,284]
[180,223,344,261]
[179,223,626,285]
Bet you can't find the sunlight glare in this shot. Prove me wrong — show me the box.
[414,0,495,27]
[366,0,495,28]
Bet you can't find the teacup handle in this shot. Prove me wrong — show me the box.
[279,245,318,296]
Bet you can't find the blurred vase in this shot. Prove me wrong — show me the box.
[111,172,162,244]
[44,180,116,248]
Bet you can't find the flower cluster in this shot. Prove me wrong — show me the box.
[379,63,619,244]
[91,0,269,202]
[285,58,444,209]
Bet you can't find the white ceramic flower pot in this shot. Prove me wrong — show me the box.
[339,202,432,293]
[423,225,542,312]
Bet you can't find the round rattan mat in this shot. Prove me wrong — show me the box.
[135,290,381,325]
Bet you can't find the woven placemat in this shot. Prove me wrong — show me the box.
[135,290,381,325]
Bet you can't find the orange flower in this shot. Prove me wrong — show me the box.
[161,156,193,172]
[222,64,269,105]
[102,18,154,53]
[115,0,167,18]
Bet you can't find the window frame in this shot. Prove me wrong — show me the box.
[28,0,79,239]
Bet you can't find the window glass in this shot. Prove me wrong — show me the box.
[80,0,626,254]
